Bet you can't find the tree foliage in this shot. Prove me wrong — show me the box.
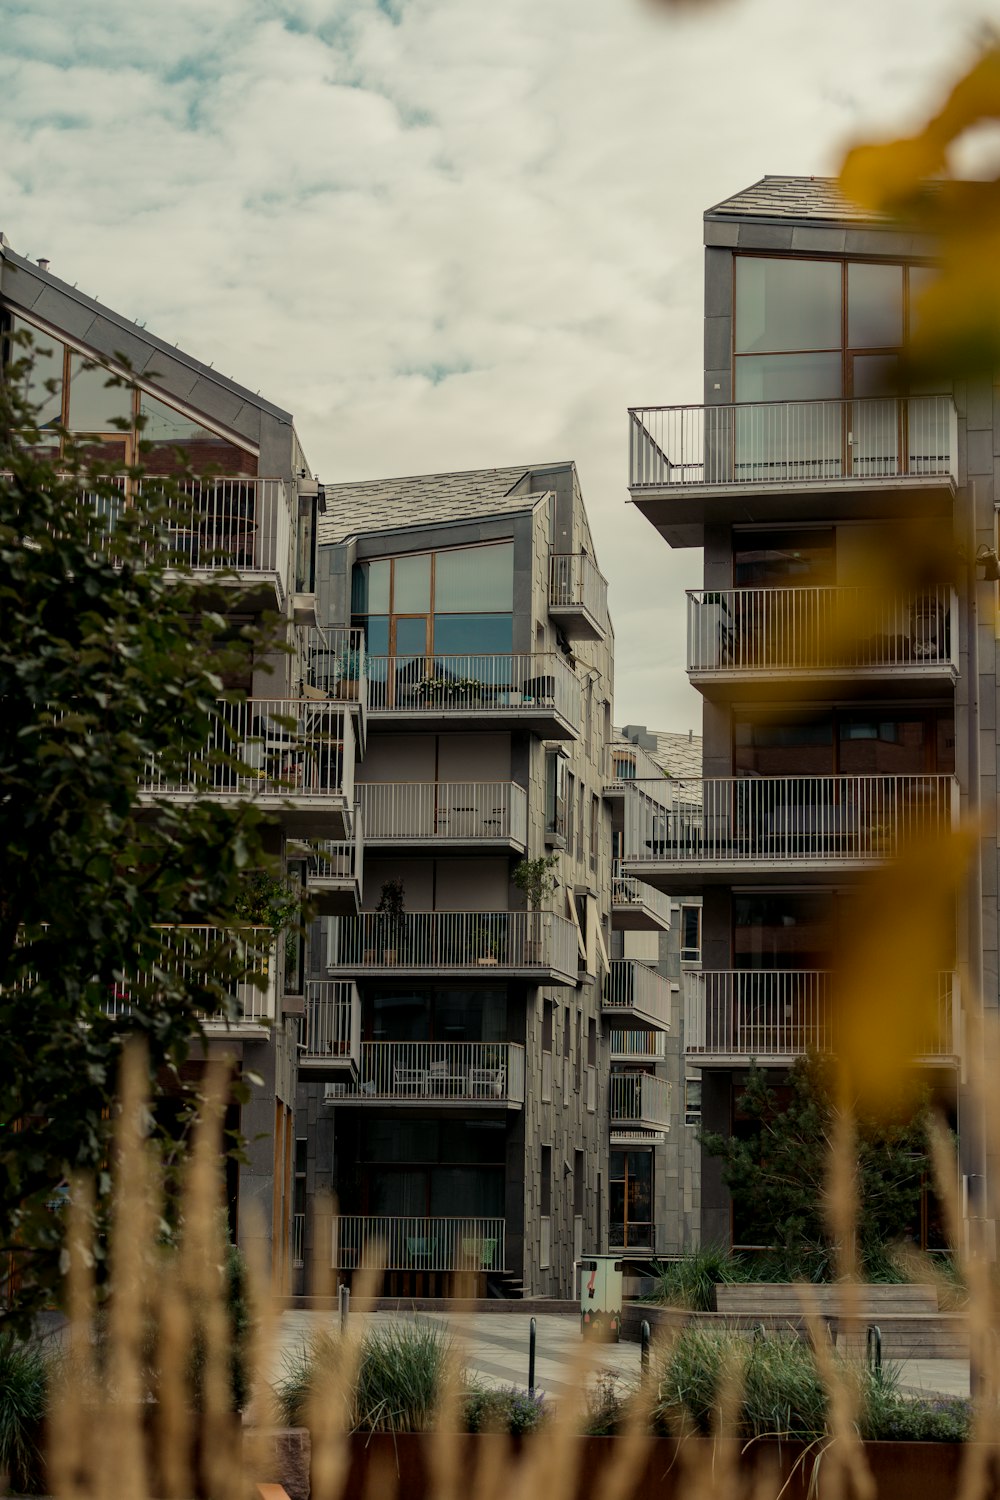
[0,338,281,1329]
[701,1053,932,1279]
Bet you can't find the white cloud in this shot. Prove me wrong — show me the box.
[0,0,988,729]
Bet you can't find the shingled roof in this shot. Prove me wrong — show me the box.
[319,463,566,545]
[706,175,894,226]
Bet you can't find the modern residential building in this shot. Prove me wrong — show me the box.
[624,176,989,1252]
[0,235,332,1285]
[294,462,620,1297]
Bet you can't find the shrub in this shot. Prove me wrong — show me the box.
[653,1327,831,1442]
[0,1332,52,1494]
[462,1383,547,1436]
[276,1319,454,1434]
[652,1246,747,1310]
[580,1373,628,1435]
[860,1370,971,1442]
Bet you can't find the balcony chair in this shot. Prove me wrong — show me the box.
[393,1066,430,1096]
[460,1235,498,1270]
[469,1065,506,1099]
[406,1236,438,1269]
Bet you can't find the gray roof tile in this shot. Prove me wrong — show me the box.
[706,176,895,226]
[319,463,560,545]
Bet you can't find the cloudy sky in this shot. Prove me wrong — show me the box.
[0,0,992,730]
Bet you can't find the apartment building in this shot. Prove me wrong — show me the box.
[0,237,335,1283]
[293,462,620,1297]
[624,176,991,1251]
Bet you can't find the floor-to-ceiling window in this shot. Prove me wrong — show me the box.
[609,1149,654,1249]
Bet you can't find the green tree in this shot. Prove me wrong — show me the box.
[0,339,282,1330]
[701,1053,932,1279]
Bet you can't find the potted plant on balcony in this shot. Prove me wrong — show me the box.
[336,644,363,700]
[376,877,405,965]
[512,855,558,964]
[471,917,499,966]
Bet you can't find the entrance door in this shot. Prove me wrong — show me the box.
[848,354,901,478]
[609,1149,654,1249]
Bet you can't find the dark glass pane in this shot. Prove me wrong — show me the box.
[848,263,903,349]
[908,265,938,339]
[735,257,841,354]
[734,893,833,969]
[733,528,835,587]
[138,392,255,475]
[393,553,431,612]
[435,543,513,611]
[429,1167,504,1216]
[67,353,132,432]
[432,614,512,655]
[367,559,391,613]
[735,351,842,402]
[837,715,930,774]
[8,315,63,427]
[365,616,389,655]
[371,990,430,1041]
[395,617,427,657]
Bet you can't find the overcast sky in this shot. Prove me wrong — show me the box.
[0,0,992,731]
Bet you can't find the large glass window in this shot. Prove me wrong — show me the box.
[67,352,136,433]
[848,263,903,348]
[735,257,841,354]
[352,542,514,663]
[436,543,513,611]
[609,1149,653,1249]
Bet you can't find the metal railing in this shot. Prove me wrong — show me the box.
[685,970,957,1061]
[107,925,276,1024]
[292,1212,305,1268]
[366,653,581,725]
[604,742,665,788]
[305,626,368,708]
[611,859,672,924]
[687,586,958,675]
[324,911,578,978]
[624,775,959,865]
[609,1072,672,1129]
[609,1030,668,1060]
[334,1042,525,1103]
[135,476,294,585]
[308,806,365,891]
[549,553,609,632]
[604,960,672,1031]
[139,698,355,807]
[332,1216,505,1272]
[301,980,361,1065]
[358,782,528,846]
[629,397,958,490]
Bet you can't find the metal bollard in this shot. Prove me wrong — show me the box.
[640,1320,651,1381]
[528,1315,537,1395]
[866,1324,882,1374]
[339,1283,350,1332]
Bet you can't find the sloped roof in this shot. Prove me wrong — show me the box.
[648,730,703,780]
[319,463,566,545]
[706,175,894,226]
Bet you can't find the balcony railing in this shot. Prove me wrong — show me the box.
[305,626,368,708]
[366,653,581,728]
[328,1042,525,1104]
[609,1030,668,1061]
[292,1212,305,1269]
[603,960,672,1032]
[332,1215,505,1272]
[685,970,957,1062]
[611,859,672,927]
[603,741,666,790]
[106,925,276,1026]
[548,553,609,636]
[624,775,959,867]
[609,1072,672,1130]
[358,781,527,847]
[687,586,958,677]
[300,980,361,1070]
[324,911,579,981]
[629,397,958,491]
[138,698,355,812]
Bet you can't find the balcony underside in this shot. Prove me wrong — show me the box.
[602,1006,669,1034]
[611,901,672,932]
[325,960,578,985]
[691,1049,959,1070]
[307,878,361,916]
[690,664,958,702]
[162,570,285,614]
[623,858,886,896]
[326,1095,519,1112]
[138,791,353,839]
[370,705,577,739]
[631,477,955,550]
[548,601,606,641]
[362,833,527,856]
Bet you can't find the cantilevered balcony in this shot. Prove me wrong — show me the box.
[548,553,609,640]
[687,585,958,698]
[305,627,368,746]
[628,398,958,547]
[138,698,355,837]
[609,1030,668,1062]
[357,781,527,853]
[603,742,665,796]
[603,960,672,1033]
[609,1072,671,1133]
[332,1215,505,1273]
[105,925,278,1036]
[623,774,959,894]
[324,911,579,985]
[325,1042,525,1107]
[367,653,581,739]
[685,970,958,1067]
[296,809,365,916]
[611,860,671,931]
[299,980,361,1076]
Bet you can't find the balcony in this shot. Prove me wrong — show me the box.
[603,741,666,797]
[609,1030,668,1062]
[367,653,581,739]
[105,925,277,1036]
[324,1042,525,1107]
[299,980,361,1077]
[357,781,527,853]
[687,585,958,698]
[305,627,368,745]
[323,911,579,985]
[332,1215,506,1273]
[298,811,365,915]
[548,553,609,640]
[138,698,356,837]
[685,970,958,1067]
[609,1072,672,1133]
[611,859,671,931]
[628,398,958,547]
[623,774,959,894]
[603,960,672,1033]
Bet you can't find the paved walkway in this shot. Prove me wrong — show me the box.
[276,1310,970,1402]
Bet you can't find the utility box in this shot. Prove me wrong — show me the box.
[576,1255,624,1341]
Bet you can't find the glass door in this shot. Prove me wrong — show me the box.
[849,354,901,478]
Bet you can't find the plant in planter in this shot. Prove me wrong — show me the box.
[234,868,301,995]
[337,644,363,699]
[471,917,499,965]
[512,855,559,962]
[376,877,406,965]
